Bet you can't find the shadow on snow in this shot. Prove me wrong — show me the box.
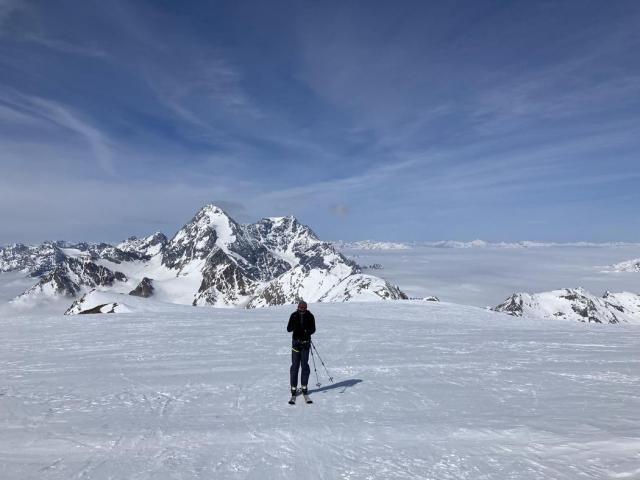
[308,378,362,394]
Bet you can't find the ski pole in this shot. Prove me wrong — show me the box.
[310,340,334,383]
[309,345,321,387]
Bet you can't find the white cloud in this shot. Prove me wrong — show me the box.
[22,34,108,57]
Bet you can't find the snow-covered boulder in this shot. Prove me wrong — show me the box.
[65,290,132,315]
[65,289,188,315]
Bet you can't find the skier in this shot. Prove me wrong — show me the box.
[287,300,315,404]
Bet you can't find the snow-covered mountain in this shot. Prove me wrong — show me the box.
[18,257,128,300]
[335,239,640,250]
[64,290,130,315]
[334,240,411,250]
[492,287,640,324]
[3,205,406,310]
[161,206,291,306]
[0,241,67,277]
[117,233,168,258]
[2,233,170,303]
[609,258,640,272]
[245,216,390,307]
[0,235,165,278]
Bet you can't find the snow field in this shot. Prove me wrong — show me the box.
[1,301,639,479]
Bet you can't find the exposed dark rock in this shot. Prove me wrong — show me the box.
[129,277,154,298]
[78,303,118,314]
[22,257,128,298]
[254,282,288,306]
[492,294,524,316]
[410,296,440,302]
[117,233,168,258]
[41,264,82,297]
[162,205,290,305]
[0,242,67,277]
[362,263,384,270]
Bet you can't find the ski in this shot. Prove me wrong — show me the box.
[288,388,312,405]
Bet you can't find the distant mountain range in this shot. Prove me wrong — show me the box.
[1,205,407,312]
[492,287,640,325]
[335,240,640,250]
[607,258,640,273]
[333,241,411,250]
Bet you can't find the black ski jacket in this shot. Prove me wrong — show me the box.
[287,310,316,342]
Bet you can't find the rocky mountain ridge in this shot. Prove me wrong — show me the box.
[492,287,640,324]
[609,258,640,273]
[2,205,406,311]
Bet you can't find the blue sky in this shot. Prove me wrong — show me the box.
[0,0,639,244]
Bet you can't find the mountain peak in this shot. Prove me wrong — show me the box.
[265,215,297,223]
[197,204,229,218]
[162,204,241,270]
[8,204,407,309]
[117,232,167,257]
[188,205,238,236]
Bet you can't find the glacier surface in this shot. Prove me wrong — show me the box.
[1,301,639,479]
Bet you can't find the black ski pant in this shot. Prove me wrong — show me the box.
[290,339,310,388]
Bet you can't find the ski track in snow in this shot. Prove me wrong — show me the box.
[1,301,639,479]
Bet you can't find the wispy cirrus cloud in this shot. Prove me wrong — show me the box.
[0,90,115,174]
[0,1,639,244]
[145,54,262,136]
[22,34,108,58]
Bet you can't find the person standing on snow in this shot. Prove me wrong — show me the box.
[287,300,315,397]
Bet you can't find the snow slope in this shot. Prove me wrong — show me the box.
[64,290,158,315]
[1,301,639,479]
[493,287,640,324]
[609,258,640,272]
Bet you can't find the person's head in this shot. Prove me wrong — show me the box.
[297,300,307,311]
